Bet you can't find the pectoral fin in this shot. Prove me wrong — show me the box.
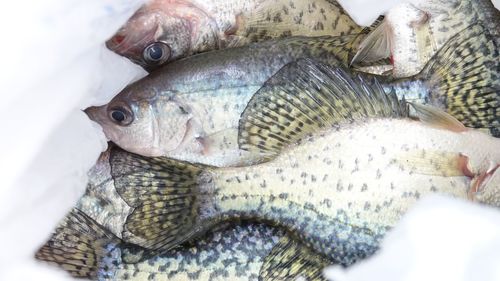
[394,150,471,177]
[409,102,467,133]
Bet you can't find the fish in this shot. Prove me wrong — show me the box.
[36,209,333,281]
[87,35,359,167]
[36,146,332,281]
[351,0,500,77]
[106,59,500,266]
[106,0,362,71]
[86,23,499,168]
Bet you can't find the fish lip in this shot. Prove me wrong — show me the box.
[84,106,101,122]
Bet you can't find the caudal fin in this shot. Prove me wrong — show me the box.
[417,23,499,136]
[35,209,120,279]
[109,147,216,256]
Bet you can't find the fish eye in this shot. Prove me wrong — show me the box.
[108,106,133,126]
[143,42,171,65]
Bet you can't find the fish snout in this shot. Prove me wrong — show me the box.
[84,105,105,123]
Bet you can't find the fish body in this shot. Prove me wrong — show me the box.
[38,146,331,281]
[101,223,285,281]
[353,0,500,77]
[107,0,361,70]
[111,60,500,266]
[206,119,498,264]
[88,35,356,166]
[87,25,499,167]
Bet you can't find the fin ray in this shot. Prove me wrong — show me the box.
[259,235,330,281]
[35,209,119,279]
[417,23,500,136]
[110,147,215,255]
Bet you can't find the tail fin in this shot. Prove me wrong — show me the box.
[109,147,216,256]
[417,23,499,136]
[35,208,120,279]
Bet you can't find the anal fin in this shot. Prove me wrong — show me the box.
[259,235,330,281]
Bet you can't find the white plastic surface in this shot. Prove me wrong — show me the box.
[0,1,146,280]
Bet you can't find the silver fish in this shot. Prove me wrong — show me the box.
[88,35,358,167]
[106,0,362,71]
[35,146,331,281]
[87,24,499,168]
[107,59,500,266]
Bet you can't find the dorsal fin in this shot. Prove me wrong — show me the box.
[238,59,409,157]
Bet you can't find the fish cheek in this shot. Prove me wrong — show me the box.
[157,103,192,153]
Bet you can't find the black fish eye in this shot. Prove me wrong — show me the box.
[108,106,132,126]
[143,42,171,65]
[111,110,126,122]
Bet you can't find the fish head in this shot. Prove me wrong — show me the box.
[106,0,218,71]
[85,82,194,157]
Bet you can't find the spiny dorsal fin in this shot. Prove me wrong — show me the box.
[238,59,408,156]
[259,235,330,281]
[109,147,213,255]
[35,208,119,278]
[417,23,500,136]
[410,102,467,133]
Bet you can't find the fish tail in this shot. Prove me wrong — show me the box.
[109,147,216,256]
[416,23,499,136]
[35,208,121,279]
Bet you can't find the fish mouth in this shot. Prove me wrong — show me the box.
[84,106,101,123]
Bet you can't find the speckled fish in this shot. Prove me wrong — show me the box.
[351,0,500,77]
[87,35,360,167]
[107,59,500,266]
[86,24,499,169]
[106,0,362,71]
[35,147,332,281]
[36,210,334,281]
